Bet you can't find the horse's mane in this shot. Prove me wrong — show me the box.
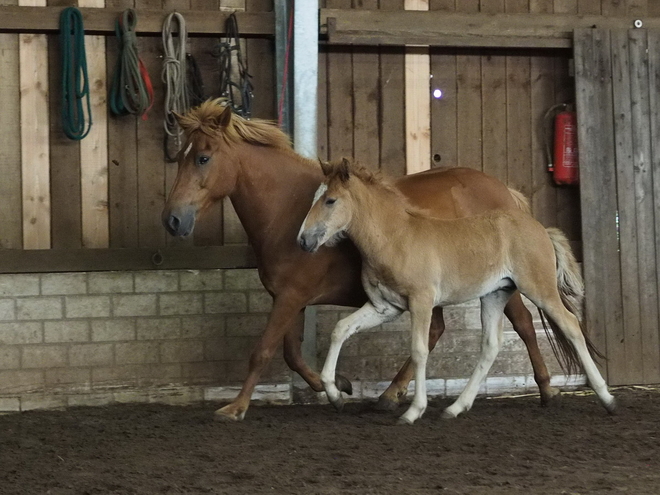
[176,98,293,150]
[327,159,429,218]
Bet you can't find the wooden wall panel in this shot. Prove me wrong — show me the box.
[0,0,23,250]
[107,0,139,249]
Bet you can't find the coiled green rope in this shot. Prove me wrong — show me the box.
[59,7,92,140]
[109,9,153,118]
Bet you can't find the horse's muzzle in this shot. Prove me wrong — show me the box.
[162,206,197,237]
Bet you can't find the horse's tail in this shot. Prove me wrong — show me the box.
[540,227,604,376]
[508,187,531,214]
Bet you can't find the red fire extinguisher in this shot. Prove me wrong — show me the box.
[544,103,579,186]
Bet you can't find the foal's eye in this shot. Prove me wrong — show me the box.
[197,155,210,166]
[325,198,336,206]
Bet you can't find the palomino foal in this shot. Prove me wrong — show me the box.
[298,159,615,425]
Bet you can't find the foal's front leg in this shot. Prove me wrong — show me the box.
[321,302,400,410]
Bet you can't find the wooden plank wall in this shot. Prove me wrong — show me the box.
[0,0,275,255]
[319,0,660,256]
[575,27,660,386]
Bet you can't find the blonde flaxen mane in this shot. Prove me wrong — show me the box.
[176,98,292,150]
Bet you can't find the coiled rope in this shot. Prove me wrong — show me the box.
[59,7,92,140]
[109,9,154,118]
[162,12,190,162]
[216,13,253,118]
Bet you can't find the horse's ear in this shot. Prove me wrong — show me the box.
[318,158,333,177]
[338,158,351,182]
[215,105,232,128]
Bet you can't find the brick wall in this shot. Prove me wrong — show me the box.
[0,270,584,412]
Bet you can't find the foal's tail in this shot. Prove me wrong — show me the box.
[541,228,604,375]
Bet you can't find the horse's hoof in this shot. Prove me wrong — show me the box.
[440,409,457,419]
[604,397,617,415]
[396,416,414,426]
[540,387,562,406]
[335,373,353,396]
[213,405,246,422]
[374,394,400,412]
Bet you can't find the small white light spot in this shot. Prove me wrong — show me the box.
[433,89,443,99]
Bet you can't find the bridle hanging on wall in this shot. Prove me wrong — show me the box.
[215,13,253,119]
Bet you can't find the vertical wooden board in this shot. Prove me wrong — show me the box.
[107,0,139,249]
[529,55,558,227]
[327,0,354,161]
[481,52,507,183]
[136,0,167,248]
[0,0,23,249]
[529,0,553,12]
[646,29,660,383]
[649,0,660,16]
[627,29,660,383]
[247,0,275,120]
[48,0,82,250]
[79,0,109,249]
[353,0,380,171]
[574,29,622,380]
[318,44,329,161]
[429,0,453,8]
[610,29,640,384]
[505,55,532,197]
[480,0,505,13]
[379,0,405,176]
[601,0,627,16]
[19,0,50,250]
[455,0,481,170]
[430,50,457,168]
[628,0,647,15]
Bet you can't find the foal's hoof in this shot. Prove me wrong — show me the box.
[396,416,414,426]
[335,373,353,396]
[329,396,344,413]
[604,397,617,415]
[540,386,562,406]
[213,405,246,422]
[440,409,458,420]
[374,394,400,412]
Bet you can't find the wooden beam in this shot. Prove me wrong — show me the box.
[404,0,431,175]
[321,9,657,49]
[0,245,257,272]
[0,6,274,36]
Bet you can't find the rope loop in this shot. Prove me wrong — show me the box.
[59,6,92,140]
[109,9,154,119]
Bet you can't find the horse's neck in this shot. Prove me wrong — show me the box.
[229,144,321,254]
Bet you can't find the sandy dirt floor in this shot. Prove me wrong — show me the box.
[0,387,658,495]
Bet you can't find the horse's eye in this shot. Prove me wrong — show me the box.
[197,155,210,166]
[325,198,336,206]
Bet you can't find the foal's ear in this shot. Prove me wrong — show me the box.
[214,105,233,128]
[318,158,333,177]
[338,158,351,182]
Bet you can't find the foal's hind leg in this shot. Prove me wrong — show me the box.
[376,307,445,411]
[532,297,615,413]
[504,293,560,405]
[442,289,513,419]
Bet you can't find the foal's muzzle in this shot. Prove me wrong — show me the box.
[162,205,197,237]
[298,227,325,253]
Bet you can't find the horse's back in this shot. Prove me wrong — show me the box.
[395,167,519,219]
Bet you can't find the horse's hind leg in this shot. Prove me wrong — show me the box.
[442,289,513,419]
[376,307,445,411]
[532,297,615,413]
[504,292,560,405]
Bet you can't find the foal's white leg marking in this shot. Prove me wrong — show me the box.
[321,302,400,409]
[398,297,434,425]
[297,183,328,242]
[538,301,615,412]
[443,290,512,419]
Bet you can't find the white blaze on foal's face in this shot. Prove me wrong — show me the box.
[298,178,352,251]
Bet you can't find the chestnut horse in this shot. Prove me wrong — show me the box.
[298,158,614,425]
[162,100,558,421]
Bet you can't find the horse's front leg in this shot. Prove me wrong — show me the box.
[376,306,445,411]
[214,293,305,422]
[321,302,400,411]
[398,295,434,425]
